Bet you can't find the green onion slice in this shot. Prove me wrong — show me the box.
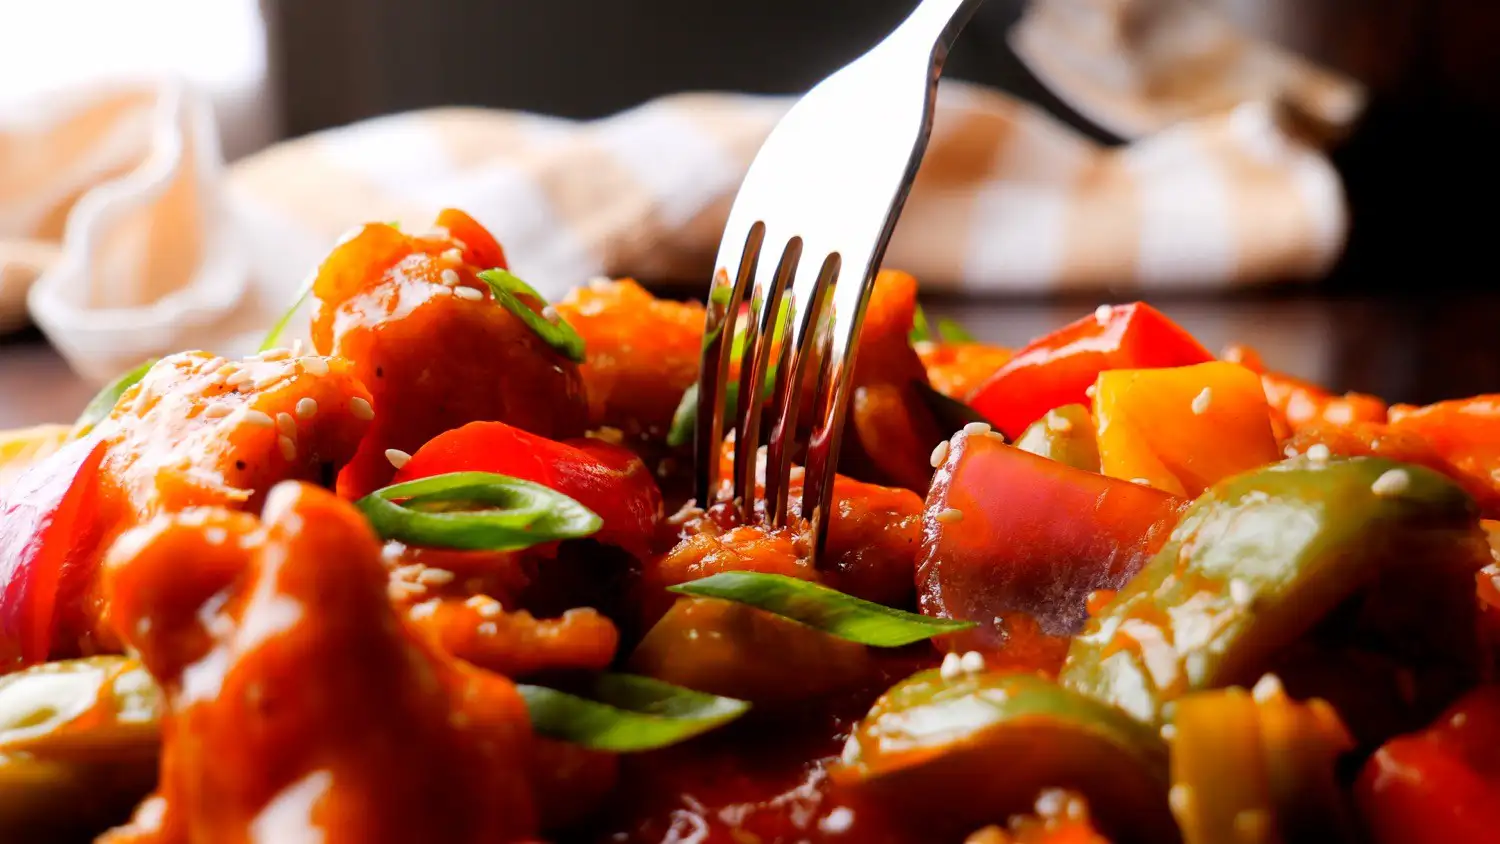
[355,471,601,551]
[518,673,749,752]
[665,361,780,449]
[258,275,315,352]
[669,571,976,647]
[935,317,975,343]
[909,303,933,343]
[476,269,586,363]
[71,359,157,438]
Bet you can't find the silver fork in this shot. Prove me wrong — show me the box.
[692,0,984,561]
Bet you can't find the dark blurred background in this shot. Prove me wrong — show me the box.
[265,0,1500,294]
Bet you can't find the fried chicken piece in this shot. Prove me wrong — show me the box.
[311,210,589,497]
[99,482,538,843]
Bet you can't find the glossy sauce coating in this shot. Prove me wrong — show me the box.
[311,214,588,497]
[99,483,538,843]
[71,351,373,657]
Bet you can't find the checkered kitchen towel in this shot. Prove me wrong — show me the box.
[4,0,1362,384]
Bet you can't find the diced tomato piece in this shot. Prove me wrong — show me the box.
[0,436,107,668]
[916,431,1185,673]
[968,303,1213,439]
[394,422,662,558]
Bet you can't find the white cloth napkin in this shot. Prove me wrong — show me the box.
[3,0,1363,386]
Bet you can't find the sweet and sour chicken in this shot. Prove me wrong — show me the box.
[0,209,1498,843]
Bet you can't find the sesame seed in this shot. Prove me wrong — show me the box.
[929,439,950,468]
[1453,712,1469,728]
[454,286,484,301]
[542,305,559,321]
[936,507,963,524]
[439,268,461,286]
[386,448,412,469]
[1131,477,1153,486]
[204,527,228,546]
[1085,384,1098,399]
[253,374,281,390]
[276,412,297,437]
[818,808,855,835]
[1191,387,1212,415]
[1252,673,1285,703]
[1306,443,1332,463]
[1371,468,1411,497]
[1160,723,1177,740]
[244,410,274,428]
[300,357,329,377]
[349,397,375,421]
[465,595,504,618]
[216,363,240,379]
[417,568,455,585]
[258,348,291,362]
[290,340,304,356]
[959,651,986,674]
[939,651,964,680]
[1046,414,1073,433]
[1168,784,1193,816]
[395,564,424,580]
[410,599,440,620]
[1095,304,1113,323]
[1229,578,1253,606]
[477,622,498,636]
[278,435,297,461]
[226,370,253,388]
[296,398,318,419]
[963,421,991,436]
[589,276,613,291]
[387,581,426,601]
[203,404,232,419]
[440,247,464,265]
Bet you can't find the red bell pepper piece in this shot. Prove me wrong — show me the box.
[0,436,107,669]
[967,303,1213,439]
[916,430,1185,673]
[394,422,662,558]
[1356,685,1500,844]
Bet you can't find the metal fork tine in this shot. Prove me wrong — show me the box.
[731,236,801,519]
[764,252,839,526]
[799,258,882,561]
[692,221,765,506]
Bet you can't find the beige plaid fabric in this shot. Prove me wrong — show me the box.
[3,1,1361,385]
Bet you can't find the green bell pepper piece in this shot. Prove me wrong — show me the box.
[1013,404,1100,472]
[1062,456,1488,742]
[0,657,162,839]
[0,656,160,762]
[834,670,1177,843]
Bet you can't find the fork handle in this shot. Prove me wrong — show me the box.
[889,0,988,54]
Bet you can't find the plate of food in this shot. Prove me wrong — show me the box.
[0,209,1495,843]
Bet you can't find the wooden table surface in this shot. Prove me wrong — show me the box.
[3,290,1499,429]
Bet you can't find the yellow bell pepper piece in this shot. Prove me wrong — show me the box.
[1093,362,1279,497]
[0,425,72,490]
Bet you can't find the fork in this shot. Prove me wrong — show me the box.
[692,0,985,561]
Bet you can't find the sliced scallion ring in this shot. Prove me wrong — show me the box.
[909,303,933,343]
[355,471,601,551]
[518,673,749,752]
[71,359,157,438]
[665,361,780,449]
[476,269,586,363]
[935,317,975,343]
[669,571,977,647]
